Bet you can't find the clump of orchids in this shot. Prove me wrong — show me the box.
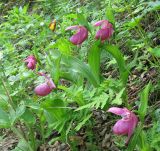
[24,55,56,96]
[65,20,114,45]
[24,20,114,96]
[24,19,138,145]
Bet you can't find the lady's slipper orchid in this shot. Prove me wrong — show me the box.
[94,20,114,42]
[49,19,56,32]
[24,55,37,70]
[65,25,88,45]
[34,73,56,96]
[108,107,138,145]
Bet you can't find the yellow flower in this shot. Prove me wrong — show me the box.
[49,19,56,32]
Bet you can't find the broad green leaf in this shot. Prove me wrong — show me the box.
[12,140,29,151]
[54,56,61,85]
[105,45,129,86]
[41,99,66,122]
[0,94,8,110]
[88,42,101,84]
[10,103,26,124]
[106,4,115,25]
[21,109,36,125]
[57,38,72,55]
[25,100,41,110]
[0,108,10,128]
[138,82,151,122]
[63,56,99,87]
[61,71,80,84]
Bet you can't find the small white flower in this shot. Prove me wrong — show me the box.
[40,22,44,26]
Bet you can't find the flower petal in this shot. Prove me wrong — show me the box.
[47,79,56,89]
[67,26,88,45]
[125,112,138,145]
[95,28,112,41]
[27,62,35,70]
[34,83,52,96]
[108,107,126,116]
[37,72,56,90]
[24,55,36,70]
[113,119,129,135]
[94,20,113,42]
[65,25,79,31]
[94,20,109,27]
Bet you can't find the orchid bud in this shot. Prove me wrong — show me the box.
[94,20,114,42]
[66,25,88,45]
[24,55,37,70]
[108,107,138,145]
[34,73,56,96]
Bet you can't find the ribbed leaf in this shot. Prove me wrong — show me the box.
[106,3,115,25]
[41,99,65,122]
[88,42,101,84]
[21,109,36,125]
[10,104,26,125]
[57,38,72,55]
[0,108,10,128]
[138,82,151,122]
[63,56,99,87]
[105,45,129,86]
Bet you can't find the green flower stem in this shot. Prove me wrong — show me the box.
[1,79,15,110]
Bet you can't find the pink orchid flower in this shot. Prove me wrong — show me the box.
[94,20,114,42]
[66,25,88,45]
[108,107,138,145]
[24,55,37,70]
[34,72,56,96]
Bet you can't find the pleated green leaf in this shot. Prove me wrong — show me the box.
[138,82,151,122]
[0,108,10,128]
[105,45,129,86]
[88,42,101,84]
[63,56,99,87]
[106,3,115,25]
